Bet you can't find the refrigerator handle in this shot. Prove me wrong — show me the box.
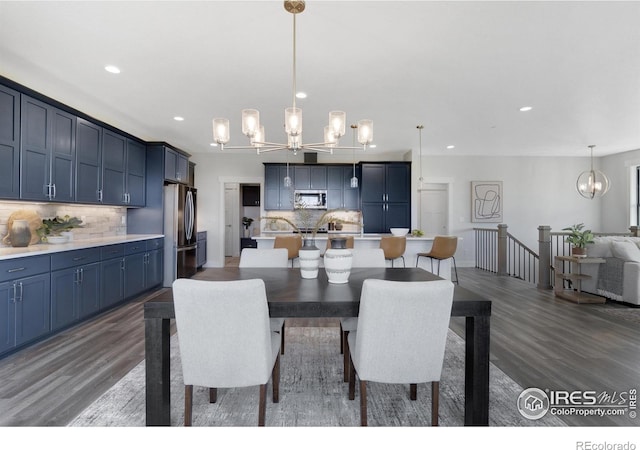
[185,190,194,242]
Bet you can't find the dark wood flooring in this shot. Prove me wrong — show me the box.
[0,268,638,426]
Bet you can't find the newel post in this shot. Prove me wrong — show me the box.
[537,225,552,290]
[497,224,508,276]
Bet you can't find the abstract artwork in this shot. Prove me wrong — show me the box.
[471,181,503,223]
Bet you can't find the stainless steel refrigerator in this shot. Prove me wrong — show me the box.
[163,184,197,287]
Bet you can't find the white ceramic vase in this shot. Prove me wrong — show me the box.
[299,242,320,279]
[9,219,31,247]
[324,242,353,284]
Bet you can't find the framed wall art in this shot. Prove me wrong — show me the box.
[471,181,502,223]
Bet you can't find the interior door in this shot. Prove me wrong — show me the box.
[224,184,240,257]
[420,185,449,236]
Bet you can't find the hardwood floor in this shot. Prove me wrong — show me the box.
[0,268,638,426]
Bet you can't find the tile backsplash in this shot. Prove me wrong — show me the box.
[0,201,127,247]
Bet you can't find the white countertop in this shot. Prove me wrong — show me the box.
[254,234,435,240]
[0,234,164,260]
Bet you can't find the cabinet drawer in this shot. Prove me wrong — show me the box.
[101,243,125,260]
[125,241,147,255]
[146,238,164,250]
[51,248,100,271]
[197,231,207,241]
[0,255,51,282]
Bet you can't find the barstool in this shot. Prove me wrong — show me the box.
[416,236,459,284]
[274,235,303,267]
[379,236,406,267]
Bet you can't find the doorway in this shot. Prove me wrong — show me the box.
[419,183,450,236]
[224,183,240,257]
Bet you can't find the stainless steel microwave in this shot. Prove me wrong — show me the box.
[294,190,327,209]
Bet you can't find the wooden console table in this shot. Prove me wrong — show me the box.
[554,255,606,303]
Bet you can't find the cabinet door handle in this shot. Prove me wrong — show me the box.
[73,257,85,261]
[98,190,103,202]
[79,268,84,283]
[52,183,56,199]
[16,282,23,302]
[121,260,125,271]
[7,267,26,273]
[10,283,17,304]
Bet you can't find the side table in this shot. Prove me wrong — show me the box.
[553,255,606,304]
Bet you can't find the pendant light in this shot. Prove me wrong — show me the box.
[350,124,358,188]
[417,125,424,183]
[576,145,610,199]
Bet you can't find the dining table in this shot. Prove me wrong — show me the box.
[143,267,492,426]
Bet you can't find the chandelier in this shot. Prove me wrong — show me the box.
[212,0,373,154]
[576,145,610,199]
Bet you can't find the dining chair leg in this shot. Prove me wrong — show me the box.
[410,383,417,400]
[339,323,344,354]
[452,256,459,284]
[209,387,217,403]
[280,321,285,355]
[348,354,356,400]
[258,384,267,426]
[432,381,439,426]
[184,385,193,426]
[343,331,350,382]
[272,353,280,403]
[359,380,368,426]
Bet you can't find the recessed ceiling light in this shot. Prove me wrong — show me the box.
[104,65,120,74]
[210,142,218,147]
[173,116,184,121]
[369,144,377,149]
[519,106,533,112]
[296,92,307,99]
[446,145,455,149]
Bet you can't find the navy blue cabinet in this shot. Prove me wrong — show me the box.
[102,131,145,206]
[124,240,163,299]
[76,118,103,204]
[0,259,51,355]
[20,95,76,202]
[0,85,20,199]
[164,147,189,183]
[196,231,207,268]
[293,166,327,189]
[327,165,360,210]
[361,162,410,233]
[100,244,125,309]
[264,164,294,210]
[50,248,101,331]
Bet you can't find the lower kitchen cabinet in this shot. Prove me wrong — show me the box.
[196,231,207,269]
[0,237,163,358]
[51,262,100,331]
[101,256,124,309]
[0,273,51,355]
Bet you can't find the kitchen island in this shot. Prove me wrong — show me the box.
[254,233,454,279]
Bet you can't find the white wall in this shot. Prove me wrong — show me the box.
[192,148,634,268]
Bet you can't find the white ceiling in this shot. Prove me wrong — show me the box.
[1,0,639,158]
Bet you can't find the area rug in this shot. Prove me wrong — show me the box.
[68,327,565,427]
[596,306,640,325]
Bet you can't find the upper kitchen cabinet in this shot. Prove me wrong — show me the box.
[0,85,20,199]
[188,161,196,187]
[327,165,360,210]
[20,95,76,202]
[76,118,103,204]
[293,165,327,190]
[264,164,294,210]
[164,147,189,183]
[101,130,145,206]
[360,162,410,233]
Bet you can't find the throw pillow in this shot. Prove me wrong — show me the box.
[610,240,640,262]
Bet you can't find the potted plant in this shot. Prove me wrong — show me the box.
[37,215,83,242]
[562,223,594,257]
[242,216,254,237]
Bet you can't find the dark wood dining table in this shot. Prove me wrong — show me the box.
[144,267,492,426]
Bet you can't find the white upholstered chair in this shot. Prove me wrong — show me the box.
[347,279,455,426]
[172,278,281,426]
[340,248,387,381]
[239,247,288,353]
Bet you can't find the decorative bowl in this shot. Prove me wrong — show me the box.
[47,236,68,244]
[390,228,409,236]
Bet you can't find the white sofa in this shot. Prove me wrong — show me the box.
[579,236,640,306]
